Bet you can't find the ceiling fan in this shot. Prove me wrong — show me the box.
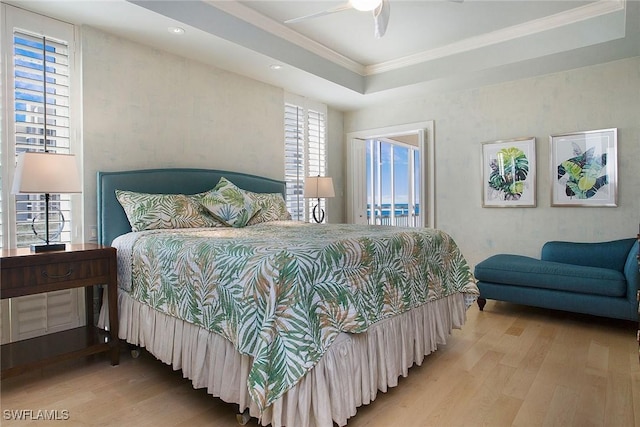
[285,0,391,39]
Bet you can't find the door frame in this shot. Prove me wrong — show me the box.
[346,121,435,228]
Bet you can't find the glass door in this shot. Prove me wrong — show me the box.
[365,138,421,227]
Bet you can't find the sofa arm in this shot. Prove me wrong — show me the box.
[623,240,639,301]
[541,238,636,271]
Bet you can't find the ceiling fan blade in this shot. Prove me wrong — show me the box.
[373,0,390,38]
[285,3,353,24]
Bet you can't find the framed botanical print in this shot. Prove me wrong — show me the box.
[550,128,618,207]
[481,137,536,207]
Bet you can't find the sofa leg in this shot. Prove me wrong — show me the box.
[477,297,486,311]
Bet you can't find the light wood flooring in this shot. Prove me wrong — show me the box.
[2,301,639,427]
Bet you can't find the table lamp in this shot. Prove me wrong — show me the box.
[11,152,82,252]
[304,176,335,223]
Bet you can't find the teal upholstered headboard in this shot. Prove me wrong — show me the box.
[97,168,286,246]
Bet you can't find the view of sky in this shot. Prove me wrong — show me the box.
[366,140,418,208]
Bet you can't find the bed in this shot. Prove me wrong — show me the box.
[97,168,479,427]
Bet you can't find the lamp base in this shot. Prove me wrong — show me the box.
[31,243,66,253]
[312,203,325,224]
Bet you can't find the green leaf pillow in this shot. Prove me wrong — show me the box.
[245,191,291,225]
[199,177,258,227]
[115,190,220,232]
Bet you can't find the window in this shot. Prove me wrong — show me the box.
[2,5,78,249]
[1,4,82,344]
[284,95,328,222]
[13,31,74,246]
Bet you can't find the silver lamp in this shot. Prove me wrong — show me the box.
[304,176,335,223]
[11,152,82,252]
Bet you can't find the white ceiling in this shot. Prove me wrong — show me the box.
[5,0,639,111]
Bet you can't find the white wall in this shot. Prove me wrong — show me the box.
[327,107,345,223]
[345,57,640,267]
[78,25,637,266]
[81,26,285,233]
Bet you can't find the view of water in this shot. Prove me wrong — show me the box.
[367,203,419,217]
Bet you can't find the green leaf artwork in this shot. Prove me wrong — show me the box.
[557,145,607,199]
[488,147,529,200]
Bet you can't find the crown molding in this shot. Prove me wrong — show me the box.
[366,0,626,75]
[205,0,625,79]
[206,0,367,75]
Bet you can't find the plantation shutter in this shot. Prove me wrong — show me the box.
[1,5,82,343]
[284,95,328,222]
[8,291,81,341]
[306,109,327,220]
[284,104,305,221]
[13,31,74,245]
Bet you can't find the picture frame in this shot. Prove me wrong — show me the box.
[550,128,617,207]
[481,137,536,207]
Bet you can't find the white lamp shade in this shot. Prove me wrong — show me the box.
[11,152,82,194]
[304,176,335,198]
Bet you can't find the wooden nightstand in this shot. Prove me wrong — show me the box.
[1,244,119,378]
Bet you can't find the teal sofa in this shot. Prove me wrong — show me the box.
[474,238,639,321]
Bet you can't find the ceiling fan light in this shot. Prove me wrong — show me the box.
[350,0,382,12]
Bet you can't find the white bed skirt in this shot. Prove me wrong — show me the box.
[112,291,468,427]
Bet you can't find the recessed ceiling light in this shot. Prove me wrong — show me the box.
[270,64,283,70]
[168,26,185,35]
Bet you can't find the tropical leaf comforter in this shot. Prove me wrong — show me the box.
[114,221,478,412]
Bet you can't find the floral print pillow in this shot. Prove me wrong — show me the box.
[199,177,258,227]
[245,191,292,225]
[115,190,220,232]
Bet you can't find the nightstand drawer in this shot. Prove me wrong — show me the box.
[1,258,110,289]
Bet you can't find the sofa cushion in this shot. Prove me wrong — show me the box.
[474,254,627,297]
